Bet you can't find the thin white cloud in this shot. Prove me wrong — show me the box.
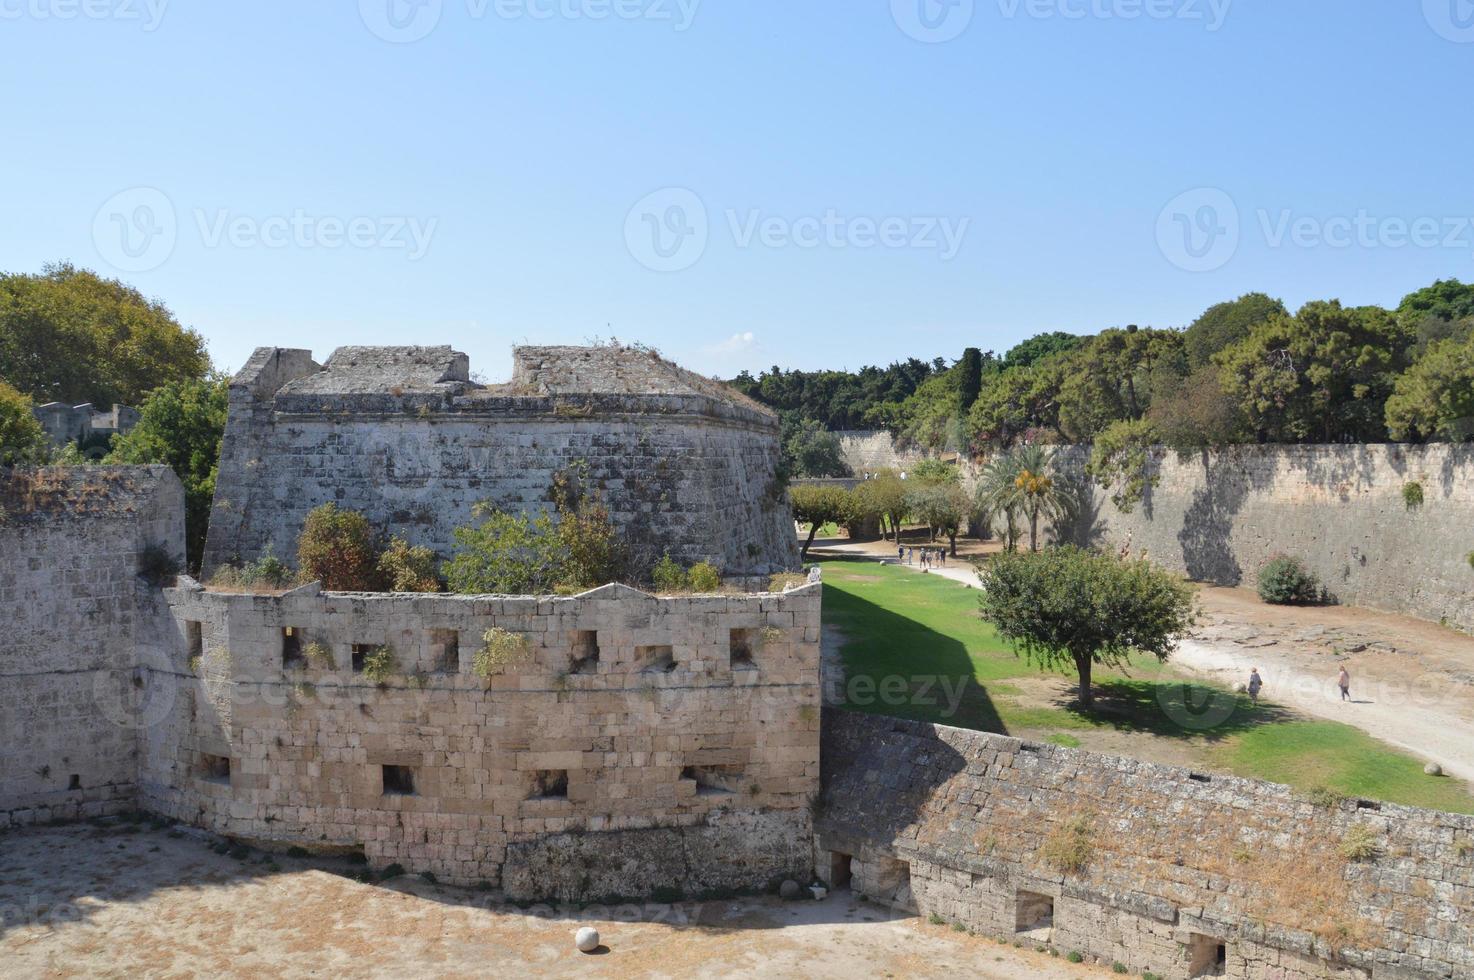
[710,331,756,354]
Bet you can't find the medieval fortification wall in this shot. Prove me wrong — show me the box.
[203,345,800,581]
[0,467,184,828]
[818,711,1474,980]
[1061,444,1474,632]
[143,581,821,894]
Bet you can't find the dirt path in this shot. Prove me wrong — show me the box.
[0,825,1118,980]
[1174,588,1474,783]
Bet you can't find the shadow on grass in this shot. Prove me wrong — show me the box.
[1060,679,1296,743]
[821,559,1006,735]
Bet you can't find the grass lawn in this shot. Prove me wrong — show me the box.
[819,558,1474,814]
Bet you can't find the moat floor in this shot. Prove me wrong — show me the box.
[1,824,1111,979]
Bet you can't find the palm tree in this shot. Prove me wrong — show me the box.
[1012,444,1067,552]
[975,453,1024,553]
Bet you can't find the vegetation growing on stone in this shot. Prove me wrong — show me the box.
[1402,481,1425,509]
[298,503,383,591]
[377,535,440,593]
[473,628,531,679]
[359,646,397,684]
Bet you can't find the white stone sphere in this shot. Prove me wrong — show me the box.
[1425,762,1444,777]
[575,927,600,953]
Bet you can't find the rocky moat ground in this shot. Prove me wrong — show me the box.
[0,822,1118,979]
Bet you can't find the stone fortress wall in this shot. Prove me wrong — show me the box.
[1059,444,1474,632]
[203,344,800,581]
[0,467,184,828]
[143,581,821,894]
[817,711,1474,980]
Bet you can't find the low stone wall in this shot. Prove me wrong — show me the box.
[816,711,1474,980]
[145,582,822,894]
[0,467,185,828]
[1059,444,1474,631]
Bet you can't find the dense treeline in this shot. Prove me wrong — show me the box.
[735,279,1474,464]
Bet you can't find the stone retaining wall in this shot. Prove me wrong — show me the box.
[817,711,1474,980]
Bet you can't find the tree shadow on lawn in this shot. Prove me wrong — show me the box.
[1059,679,1296,743]
[822,571,1007,735]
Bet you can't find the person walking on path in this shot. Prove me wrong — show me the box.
[897,544,904,565]
[1338,667,1352,702]
[1248,667,1263,705]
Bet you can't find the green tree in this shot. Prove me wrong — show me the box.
[1385,333,1474,442]
[0,380,50,466]
[297,503,384,591]
[0,263,210,407]
[1146,365,1248,454]
[1183,293,1286,369]
[106,375,229,569]
[785,418,852,478]
[1086,418,1160,513]
[789,483,851,560]
[967,357,1068,448]
[906,480,970,555]
[979,546,1197,710]
[855,469,908,541]
[1216,301,1411,443]
[957,347,984,414]
[1002,331,1083,371]
[444,499,624,594]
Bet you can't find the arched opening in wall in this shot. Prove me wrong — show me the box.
[828,852,853,888]
[68,774,82,791]
[382,765,416,796]
[1188,934,1227,977]
[184,621,202,663]
[680,764,741,797]
[570,631,600,675]
[638,645,677,673]
[198,754,231,786]
[429,630,460,673]
[281,627,304,669]
[729,629,756,670]
[1015,890,1054,940]
[529,770,568,800]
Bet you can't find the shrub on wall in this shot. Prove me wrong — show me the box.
[1257,555,1320,605]
[207,545,299,591]
[1402,481,1425,509]
[298,504,384,591]
[360,646,397,684]
[377,536,440,593]
[688,561,722,592]
[651,554,686,592]
[473,628,530,678]
[445,500,624,595]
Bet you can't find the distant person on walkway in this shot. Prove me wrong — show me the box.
[1338,667,1351,702]
[1247,668,1263,704]
[897,544,904,565]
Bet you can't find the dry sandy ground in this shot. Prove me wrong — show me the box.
[1179,587,1474,782]
[0,824,1117,980]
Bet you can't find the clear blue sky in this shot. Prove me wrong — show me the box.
[2,1,1472,382]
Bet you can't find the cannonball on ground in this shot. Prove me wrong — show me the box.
[1425,762,1444,777]
[575,927,600,953]
[779,879,801,900]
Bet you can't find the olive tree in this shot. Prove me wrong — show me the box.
[789,483,851,560]
[979,546,1197,710]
